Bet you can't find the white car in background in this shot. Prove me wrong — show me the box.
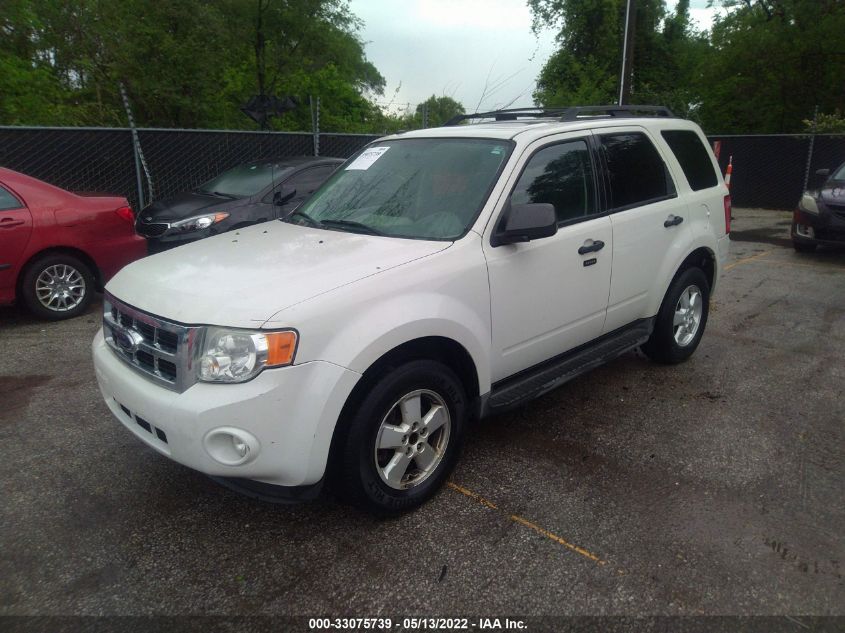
[93,106,730,514]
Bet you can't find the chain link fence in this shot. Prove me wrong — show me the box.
[0,126,842,211]
[708,134,845,210]
[0,127,378,210]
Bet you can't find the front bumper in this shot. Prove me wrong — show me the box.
[93,329,361,487]
[792,208,845,245]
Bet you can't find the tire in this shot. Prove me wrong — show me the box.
[20,253,95,320]
[337,359,468,515]
[792,239,817,253]
[642,267,710,365]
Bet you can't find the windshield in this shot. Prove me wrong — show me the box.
[198,163,293,198]
[288,138,512,240]
[833,163,845,181]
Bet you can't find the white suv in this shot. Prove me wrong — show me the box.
[93,106,731,514]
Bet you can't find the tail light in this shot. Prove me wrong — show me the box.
[723,195,732,235]
[115,206,134,224]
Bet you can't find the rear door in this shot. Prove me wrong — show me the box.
[598,127,691,333]
[0,183,33,293]
[484,132,613,382]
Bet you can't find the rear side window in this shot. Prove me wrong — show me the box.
[511,139,597,224]
[661,130,718,191]
[599,133,675,210]
[0,185,23,211]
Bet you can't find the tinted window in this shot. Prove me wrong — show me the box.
[600,133,675,209]
[287,165,336,196]
[661,130,718,191]
[511,140,596,224]
[0,185,23,211]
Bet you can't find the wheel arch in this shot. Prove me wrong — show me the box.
[324,335,481,485]
[16,246,102,299]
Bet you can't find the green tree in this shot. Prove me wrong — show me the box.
[413,95,465,127]
[0,0,387,131]
[695,0,845,133]
[529,0,705,112]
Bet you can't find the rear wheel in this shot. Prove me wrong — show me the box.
[337,360,467,515]
[642,267,710,364]
[20,253,95,320]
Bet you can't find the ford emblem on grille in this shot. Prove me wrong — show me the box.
[112,325,144,354]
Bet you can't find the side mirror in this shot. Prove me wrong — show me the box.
[273,187,296,206]
[815,168,830,178]
[491,202,557,247]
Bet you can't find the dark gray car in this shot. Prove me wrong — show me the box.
[137,156,343,252]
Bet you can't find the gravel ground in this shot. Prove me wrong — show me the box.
[1,208,843,627]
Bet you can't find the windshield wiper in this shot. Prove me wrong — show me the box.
[320,219,385,236]
[285,209,323,227]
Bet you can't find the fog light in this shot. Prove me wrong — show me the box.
[203,427,260,466]
[795,224,815,239]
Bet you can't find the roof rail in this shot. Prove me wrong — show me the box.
[558,105,675,120]
[444,108,570,126]
[444,104,675,126]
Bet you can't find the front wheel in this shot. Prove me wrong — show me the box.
[337,360,468,515]
[642,267,710,365]
[20,253,95,320]
[792,239,817,253]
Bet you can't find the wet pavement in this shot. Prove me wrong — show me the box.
[1,208,843,621]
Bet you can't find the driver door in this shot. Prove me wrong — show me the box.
[483,133,612,382]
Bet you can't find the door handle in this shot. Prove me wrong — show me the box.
[664,215,684,228]
[578,239,605,255]
[0,218,25,229]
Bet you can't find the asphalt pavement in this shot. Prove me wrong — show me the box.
[1,208,842,626]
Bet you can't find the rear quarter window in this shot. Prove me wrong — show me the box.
[0,184,23,211]
[661,130,718,191]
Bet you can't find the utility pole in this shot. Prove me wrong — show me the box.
[618,0,636,105]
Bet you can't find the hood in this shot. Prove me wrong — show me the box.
[106,221,450,327]
[819,183,845,208]
[140,191,247,222]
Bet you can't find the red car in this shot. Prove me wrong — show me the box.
[0,168,148,320]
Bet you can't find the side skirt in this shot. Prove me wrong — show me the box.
[483,317,655,416]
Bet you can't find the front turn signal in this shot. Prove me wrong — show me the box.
[265,331,298,367]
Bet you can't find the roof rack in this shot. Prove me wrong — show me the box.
[444,105,675,126]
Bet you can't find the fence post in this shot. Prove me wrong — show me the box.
[120,83,154,208]
[802,104,819,191]
[120,84,145,210]
[310,96,320,157]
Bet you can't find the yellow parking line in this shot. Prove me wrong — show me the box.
[724,249,773,272]
[447,481,606,565]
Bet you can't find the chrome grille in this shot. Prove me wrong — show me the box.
[103,293,201,392]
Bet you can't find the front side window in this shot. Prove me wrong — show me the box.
[510,139,597,224]
[0,185,23,211]
[600,132,675,210]
[289,138,512,240]
[661,130,718,191]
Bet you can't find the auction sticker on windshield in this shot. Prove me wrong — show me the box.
[346,146,390,170]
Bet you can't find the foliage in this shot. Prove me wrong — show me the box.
[529,0,845,133]
[803,111,845,134]
[0,0,389,131]
[412,95,465,127]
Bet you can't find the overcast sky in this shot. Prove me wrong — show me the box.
[348,0,723,113]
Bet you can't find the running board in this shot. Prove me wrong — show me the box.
[485,318,654,413]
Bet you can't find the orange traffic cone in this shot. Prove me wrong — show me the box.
[724,156,733,190]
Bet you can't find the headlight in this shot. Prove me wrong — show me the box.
[198,327,297,383]
[171,212,229,232]
[798,193,819,214]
